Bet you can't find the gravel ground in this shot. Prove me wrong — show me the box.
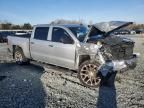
[0,36,144,108]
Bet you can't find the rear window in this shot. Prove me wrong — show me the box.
[34,27,49,40]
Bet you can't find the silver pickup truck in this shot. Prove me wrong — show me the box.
[8,22,138,87]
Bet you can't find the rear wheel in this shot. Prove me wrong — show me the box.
[78,60,101,88]
[14,48,29,65]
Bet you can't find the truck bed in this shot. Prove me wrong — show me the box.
[7,35,31,58]
[11,33,31,38]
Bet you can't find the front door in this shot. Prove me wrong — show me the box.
[49,27,76,69]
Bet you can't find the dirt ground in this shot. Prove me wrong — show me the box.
[0,36,144,108]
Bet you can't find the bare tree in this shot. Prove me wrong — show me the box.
[12,25,21,29]
[22,23,32,29]
[50,19,84,25]
[1,23,12,30]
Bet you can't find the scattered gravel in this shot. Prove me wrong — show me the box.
[0,36,144,108]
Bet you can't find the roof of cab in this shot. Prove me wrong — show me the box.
[34,24,84,28]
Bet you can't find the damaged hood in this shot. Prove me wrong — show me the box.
[86,21,133,39]
[84,21,134,45]
[94,21,133,34]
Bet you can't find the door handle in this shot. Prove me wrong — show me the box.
[30,42,34,44]
[49,45,53,47]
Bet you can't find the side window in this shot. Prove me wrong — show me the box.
[34,27,49,40]
[52,27,74,44]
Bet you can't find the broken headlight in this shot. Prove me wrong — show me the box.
[100,46,113,60]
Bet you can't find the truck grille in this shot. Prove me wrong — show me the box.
[111,43,134,60]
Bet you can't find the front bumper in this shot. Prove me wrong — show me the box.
[99,54,138,76]
[112,54,138,72]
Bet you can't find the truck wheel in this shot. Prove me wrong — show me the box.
[78,60,101,88]
[14,48,29,65]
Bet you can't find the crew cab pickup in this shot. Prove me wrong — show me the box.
[8,22,138,87]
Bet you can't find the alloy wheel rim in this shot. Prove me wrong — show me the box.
[80,63,101,86]
[15,52,22,62]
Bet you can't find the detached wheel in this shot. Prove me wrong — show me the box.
[78,60,101,88]
[14,48,29,65]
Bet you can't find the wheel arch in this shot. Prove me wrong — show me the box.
[79,55,91,66]
[78,59,101,87]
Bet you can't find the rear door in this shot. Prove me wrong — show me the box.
[30,27,52,62]
[48,27,76,69]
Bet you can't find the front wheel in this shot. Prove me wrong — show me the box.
[78,60,101,88]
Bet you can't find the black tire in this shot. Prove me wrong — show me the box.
[78,60,101,88]
[14,47,29,65]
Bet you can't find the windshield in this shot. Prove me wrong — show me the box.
[68,26,89,42]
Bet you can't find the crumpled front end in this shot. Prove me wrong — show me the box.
[99,54,138,76]
[76,40,139,77]
[77,21,138,77]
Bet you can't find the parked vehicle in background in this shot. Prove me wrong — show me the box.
[130,30,136,35]
[0,30,32,43]
[135,29,144,34]
[15,31,29,35]
[113,29,130,35]
[8,22,138,87]
[0,31,15,43]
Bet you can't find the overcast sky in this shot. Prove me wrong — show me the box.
[0,0,144,24]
